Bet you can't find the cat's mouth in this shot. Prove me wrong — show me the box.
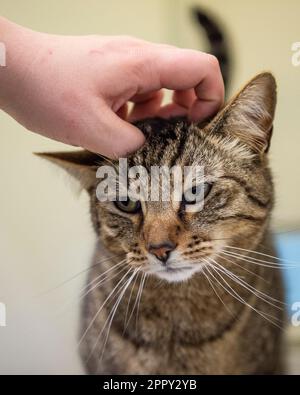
[137,250,209,282]
[163,265,193,272]
[157,266,201,282]
[148,262,203,283]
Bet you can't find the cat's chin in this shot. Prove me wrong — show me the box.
[152,265,201,283]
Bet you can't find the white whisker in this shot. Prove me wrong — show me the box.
[57,260,128,316]
[83,258,127,291]
[208,263,283,329]
[123,271,141,333]
[78,266,133,347]
[135,273,147,332]
[38,253,125,296]
[221,250,295,269]
[215,252,268,283]
[85,268,135,363]
[210,258,285,308]
[79,260,128,301]
[202,263,234,316]
[225,245,299,265]
[98,268,139,364]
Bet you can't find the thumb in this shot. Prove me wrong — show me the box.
[81,106,145,158]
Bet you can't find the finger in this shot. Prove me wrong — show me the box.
[156,89,197,118]
[116,103,128,120]
[81,105,145,158]
[156,103,187,119]
[129,90,164,122]
[172,89,197,109]
[189,98,222,122]
[189,61,224,121]
[138,46,224,120]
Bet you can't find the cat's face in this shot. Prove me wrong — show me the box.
[39,73,276,283]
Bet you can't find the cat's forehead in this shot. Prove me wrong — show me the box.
[130,117,208,169]
[129,118,237,177]
[128,117,256,174]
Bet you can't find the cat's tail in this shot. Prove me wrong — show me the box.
[192,8,231,90]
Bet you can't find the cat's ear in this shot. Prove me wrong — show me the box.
[209,72,276,153]
[35,150,101,190]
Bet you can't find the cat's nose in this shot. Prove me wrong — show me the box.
[148,241,176,263]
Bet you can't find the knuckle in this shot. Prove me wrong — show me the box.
[127,49,152,80]
[206,54,220,70]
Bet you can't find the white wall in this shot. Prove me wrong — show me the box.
[0,0,299,373]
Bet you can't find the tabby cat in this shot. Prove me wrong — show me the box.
[39,72,285,374]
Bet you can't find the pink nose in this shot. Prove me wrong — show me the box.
[148,241,176,263]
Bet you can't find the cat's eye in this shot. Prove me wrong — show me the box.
[183,182,212,205]
[114,197,141,213]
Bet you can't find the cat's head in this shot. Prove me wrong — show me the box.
[38,73,276,283]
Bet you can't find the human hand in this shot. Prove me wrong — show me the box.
[0,18,224,158]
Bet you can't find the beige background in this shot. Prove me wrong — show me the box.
[0,0,299,374]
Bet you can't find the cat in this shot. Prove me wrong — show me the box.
[38,72,285,374]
